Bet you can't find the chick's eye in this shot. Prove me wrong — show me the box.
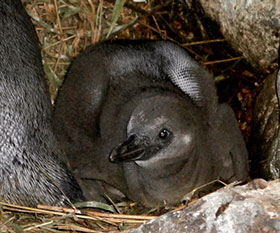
[159,128,170,139]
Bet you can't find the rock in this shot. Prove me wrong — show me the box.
[196,0,280,73]
[250,72,280,179]
[130,179,280,233]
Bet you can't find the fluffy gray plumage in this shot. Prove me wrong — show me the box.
[0,0,83,206]
[54,40,248,207]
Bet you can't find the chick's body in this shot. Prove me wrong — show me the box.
[54,40,248,207]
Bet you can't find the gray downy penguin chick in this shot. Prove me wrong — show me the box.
[0,0,84,206]
[54,40,248,207]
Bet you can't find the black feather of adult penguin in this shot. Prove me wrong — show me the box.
[0,0,84,206]
[54,40,249,207]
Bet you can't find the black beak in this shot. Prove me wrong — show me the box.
[109,135,145,163]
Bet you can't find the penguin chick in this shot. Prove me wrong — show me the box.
[54,40,248,207]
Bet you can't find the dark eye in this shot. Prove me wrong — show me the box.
[159,128,170,139]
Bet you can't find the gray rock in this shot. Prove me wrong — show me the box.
[251,72,280,179]
[196,0,280,73]
[130,179,280,233]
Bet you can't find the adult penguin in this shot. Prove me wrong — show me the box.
[0,0,83,206]
[54,40,248,207]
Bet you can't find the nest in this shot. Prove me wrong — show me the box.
[1,0,258,231]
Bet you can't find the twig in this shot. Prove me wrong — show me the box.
[181,39,226,47]
[203,56,243,65]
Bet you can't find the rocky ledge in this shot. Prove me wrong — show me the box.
[130,179,280,233]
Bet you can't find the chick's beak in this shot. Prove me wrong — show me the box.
[109,135,145,163]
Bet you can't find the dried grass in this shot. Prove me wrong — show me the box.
[0,199,195,232]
